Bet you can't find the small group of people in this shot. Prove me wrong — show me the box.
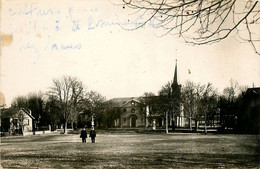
[80,126,96,143]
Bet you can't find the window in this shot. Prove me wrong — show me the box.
[13,119,18,128]
[131,102,135,105]
[123,108,126,112]
[124,118,126,123]
[28,119,30,125]
[131,108,135,113]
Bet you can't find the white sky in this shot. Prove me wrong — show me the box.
[1,0,260,106]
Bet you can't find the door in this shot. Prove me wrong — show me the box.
[130,116,137,127]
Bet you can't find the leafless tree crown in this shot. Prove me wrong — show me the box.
[122,0,260,54]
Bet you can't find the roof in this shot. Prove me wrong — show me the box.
[245,87,260,98]
[106,97,139,106]
[106,96,161,107]
[246,87,260,95]
[1,107,19,118]
[0,108,35,119]
[21,108,35,120]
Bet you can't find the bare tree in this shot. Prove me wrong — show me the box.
[223,79,239,102]
[49,76,85,134]
[198,83,218,134]
[158,82,174,132]
[11,96,28,109]
[182,81,196,130]
[16,109,26,135]
[219,80,247,131]
[143,92,156,97]
[182,81,218,132]
[138,92,158,128]
[182,81,205,131]
[85,91,106,128]
[122,0,260,54]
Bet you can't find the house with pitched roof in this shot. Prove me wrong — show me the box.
[0,108,35,135]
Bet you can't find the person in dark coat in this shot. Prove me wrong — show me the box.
[80,128,87,143]
[89,126,96,143]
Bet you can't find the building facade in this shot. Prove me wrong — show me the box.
[1,108,35,135]
[107,60,187,128]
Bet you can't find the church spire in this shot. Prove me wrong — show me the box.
[173,59,178,85]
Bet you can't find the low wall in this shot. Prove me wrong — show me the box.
[23,132,34,136]
[33,130,57,135]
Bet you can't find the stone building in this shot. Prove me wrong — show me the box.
[107,60,186,128]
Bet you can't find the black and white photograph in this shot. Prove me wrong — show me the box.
[0,0,259,168]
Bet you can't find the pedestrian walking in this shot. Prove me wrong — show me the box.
[80,128,87,143]
[89,126,96,143]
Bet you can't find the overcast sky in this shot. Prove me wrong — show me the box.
[1,0,260,106]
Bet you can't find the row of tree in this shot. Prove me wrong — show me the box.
[10,76,249,134]
[144,79,248,133]
[11,76,106,134]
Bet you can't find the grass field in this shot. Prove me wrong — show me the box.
[1,132,259,168]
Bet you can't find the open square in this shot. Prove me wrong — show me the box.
[1,132,259,168]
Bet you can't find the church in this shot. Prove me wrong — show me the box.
[106,61,187,129]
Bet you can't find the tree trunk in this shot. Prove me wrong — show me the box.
[189,116,192,131]
[195,119,198,131]
[166,111,168,134]
[204,113,207,134]
[171,119,175,131]
[71,121,74,130]
[64,121,68,134]
[145,116,148,128]
[21,125,24,136]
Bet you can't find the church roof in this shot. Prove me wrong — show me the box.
[107,96,160,107]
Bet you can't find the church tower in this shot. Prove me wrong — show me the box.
[171,60,181,130]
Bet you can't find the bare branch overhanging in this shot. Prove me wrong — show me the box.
[122,0,260,55]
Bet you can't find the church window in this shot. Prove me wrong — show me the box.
[131,108,135,113]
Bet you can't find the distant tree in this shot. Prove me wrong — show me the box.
[27,92,45,126]
[157,82,173,132]
[138,92,158,127]
[122,0,260,55]
[158,82,172,95]
[84,91,106,128]
[219,80,248,131]
[143,92,156,97]
[101,101,121,128]
[181,81,197,130]
[198,83,218,134]
[223,79,239,102]
[11,96,28,109]
[49,75,85,134]
[182,81,218,132]
[44,96,62,130]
